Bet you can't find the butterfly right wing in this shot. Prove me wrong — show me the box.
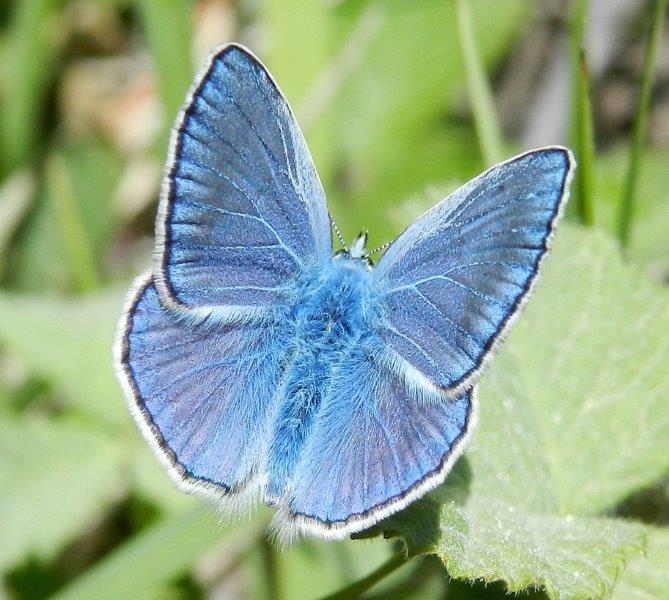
[279,149,573,538]
[115,272,286,498]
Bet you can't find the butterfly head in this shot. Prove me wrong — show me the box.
[334,230,373,268]
[349,230,368,259]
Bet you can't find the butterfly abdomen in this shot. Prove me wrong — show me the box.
[264,258,381,499]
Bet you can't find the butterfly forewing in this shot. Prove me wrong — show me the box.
[155,44,331,319]
[373,148,574,396]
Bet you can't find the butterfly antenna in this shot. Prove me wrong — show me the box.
[331,218,348,250]
[366,241,392,257]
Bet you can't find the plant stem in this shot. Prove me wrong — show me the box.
[260,534,281,600]
[569,0,596,227]
[455,0,504,166]
[318,553,406,600]
[46,155,99,293]
[617,0,668,251]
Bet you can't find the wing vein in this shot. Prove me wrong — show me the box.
[383,324,447,380]
[412,288,484,352]
[177,157,302,265]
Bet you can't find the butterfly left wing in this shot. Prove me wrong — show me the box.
[279,336,475,539]
[155,44,331,320]
[372,147,574,396]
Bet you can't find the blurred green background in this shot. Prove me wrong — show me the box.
[0,0,668,599]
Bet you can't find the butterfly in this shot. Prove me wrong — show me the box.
[114,43,574,540]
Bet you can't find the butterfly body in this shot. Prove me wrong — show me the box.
[115,43,574,540]
[265,254,381,499]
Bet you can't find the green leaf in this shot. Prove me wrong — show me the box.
[379,488,643,599]
[265,0,330,106]
[0,415,124,571]
[613,527,669,599]
[46,154,100,293]
[367,225,669,598]
[493,228,669,515]
[12,142,124,293]
[9,185,71,292]
[0,287,129,428]
[52,508,242,600]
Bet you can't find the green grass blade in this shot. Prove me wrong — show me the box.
[617,0,668,251]
[569,0,595,227]
[455,0,504,166]
[574,49,596,226]
[0,170,35,279]
[0,0,64,173]
[136,0,193,146]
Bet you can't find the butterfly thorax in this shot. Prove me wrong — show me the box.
[289,257,380,352]
[265,256,381,499]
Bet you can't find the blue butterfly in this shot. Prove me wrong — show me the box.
[115,44,574,540]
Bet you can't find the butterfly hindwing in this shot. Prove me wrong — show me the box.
[282,335,475,537]
[155,44,331,320]
[373,147,574,395]
[116,273,285,497]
